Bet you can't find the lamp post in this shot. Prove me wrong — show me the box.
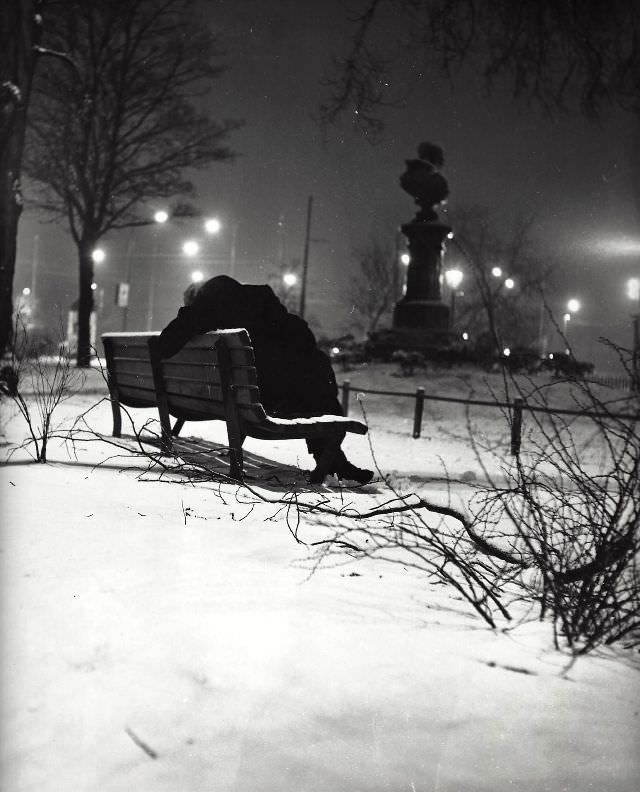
[627,277,640,392]
[563,298,581,353]
[145,211,169,331]
[444,268,463,329]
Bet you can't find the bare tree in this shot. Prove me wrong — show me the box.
[319,0,640,136]
[23,0,242,366]
[349,239,396,335]
[445,204,548,356]
[0,0,41,359]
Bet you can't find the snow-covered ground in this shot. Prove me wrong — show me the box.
[1,364,639,792]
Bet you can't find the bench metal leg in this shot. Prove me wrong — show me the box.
[228,443,244,481]
[110,399,122,438]
[172,418,185,436]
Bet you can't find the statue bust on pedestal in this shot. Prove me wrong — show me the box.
[399,141,449,223]
[392,141,452,337]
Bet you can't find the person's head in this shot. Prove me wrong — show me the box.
[183,275,243,306]
[183,282,201,306]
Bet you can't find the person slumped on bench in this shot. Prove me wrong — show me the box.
[159,275,373,485]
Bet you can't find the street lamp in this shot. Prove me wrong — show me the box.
[504,277,515,290]
[191,270,204,283]
[204,217,222,235]
[562,298,580,353]
[445,268,464,329]
[491,266,502,278]
[567,297,581,314]
[400,253,411,265]
[627,277,640,392]
[92,248,106,264]
[283,272,298,288]
[145,212,169,330]
[182,239,200,257]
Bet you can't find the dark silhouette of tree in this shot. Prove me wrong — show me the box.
[23,0,241,366]
[0,0,41,359]
[319,0,640,136]
[349,239,395,335]
[447,205,548,353]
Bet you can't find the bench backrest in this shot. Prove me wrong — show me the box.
[149,329,268,427]
[102,329,270,427]
[101,331,159,408]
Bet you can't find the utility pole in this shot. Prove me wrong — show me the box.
[299,195,313,319]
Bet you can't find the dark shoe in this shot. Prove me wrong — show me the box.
[335,461,374,486]
[307,467,327,485]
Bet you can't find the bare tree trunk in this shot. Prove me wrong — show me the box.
[0,0,39,357]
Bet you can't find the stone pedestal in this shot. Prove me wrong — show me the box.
[393,220,452,340]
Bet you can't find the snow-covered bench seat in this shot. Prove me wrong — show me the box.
[101,329,368,480]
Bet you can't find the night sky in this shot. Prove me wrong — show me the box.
[15,0,640,371]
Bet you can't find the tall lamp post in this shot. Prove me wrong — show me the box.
[564,297,581,353]
[627,277,640,392]
[145,210,169,331]
[444,268,463,329]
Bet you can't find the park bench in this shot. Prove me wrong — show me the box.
[101,329,368,480]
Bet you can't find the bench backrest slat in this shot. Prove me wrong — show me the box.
[102,335,157,408]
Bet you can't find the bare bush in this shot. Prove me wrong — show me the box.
[464,347,640,653]
[1,318,84,461]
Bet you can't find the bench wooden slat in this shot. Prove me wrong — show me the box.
[164,392,227,420]
[112,357,154,374]
[112,371,155,389]
[163,378,225,403]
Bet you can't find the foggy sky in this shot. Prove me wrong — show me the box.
[15,0,639,369]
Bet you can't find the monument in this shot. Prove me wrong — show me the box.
[365,141,455,359]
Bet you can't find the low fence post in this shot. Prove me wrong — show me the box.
[511,397,524,455]
[341,380,351,415]
[413,387,425,439]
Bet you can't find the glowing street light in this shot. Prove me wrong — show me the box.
[92,248,106,264]
[22,286,31,296]
[627,277,640,392]
[445,268,464,329]
[445,268,463,290]
[204,217,222,235]
[182,239,200,257]
[491,266,502,278]
[190,270,204,283]
[567,297,581,313]
[153,210,169,224]
[283,272,298,287]
[504,277,515,290]
[400,252,411,266]
[626,277,640,302]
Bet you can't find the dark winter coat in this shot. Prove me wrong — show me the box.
[159,275,341,418]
